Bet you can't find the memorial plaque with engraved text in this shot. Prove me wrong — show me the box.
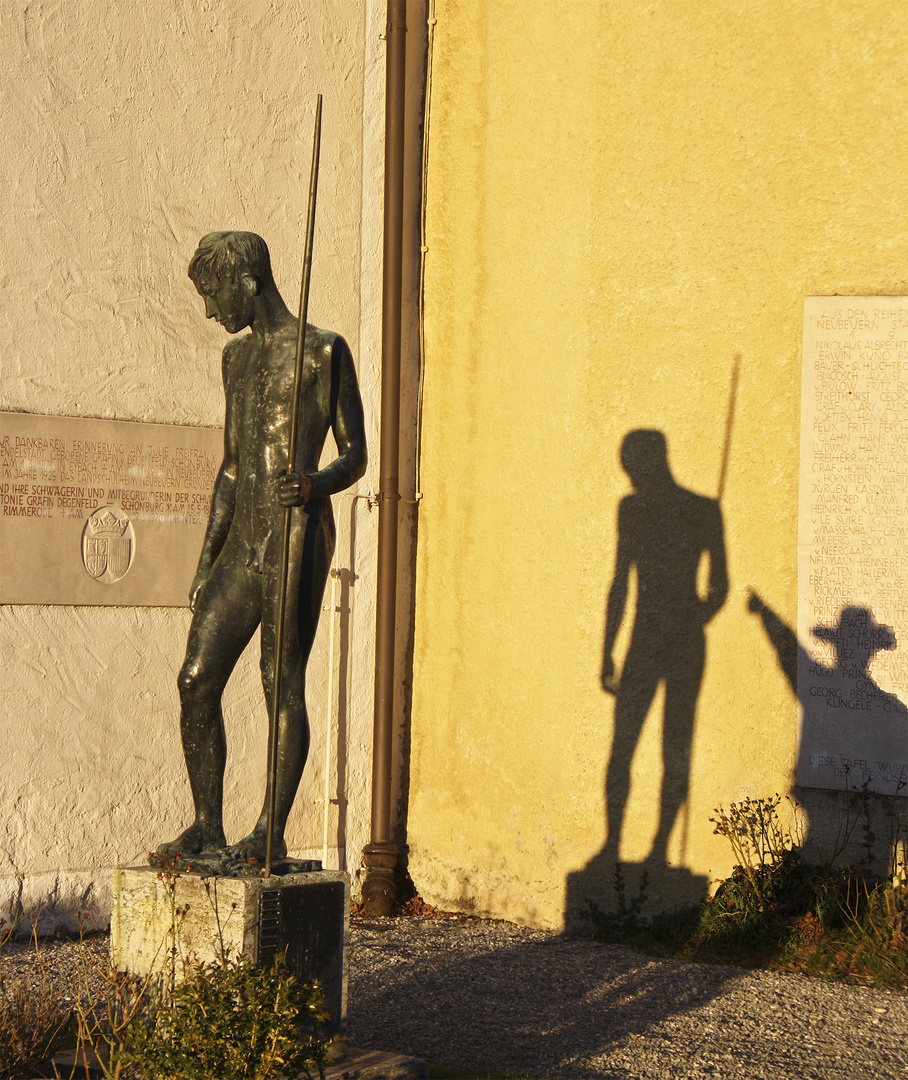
[799,299,908,797]
[0,413,222,606]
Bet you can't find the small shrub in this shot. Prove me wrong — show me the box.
[70,942,155,1080]
[123,952,330,1080]
[580,788,908,988]
[694,792,908,986]
[684,851,833,961]
[791,878,908,988]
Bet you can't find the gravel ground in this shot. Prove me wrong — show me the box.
[0,932,110,1007]
[345,914,908,1080]
[2,918,906,1080]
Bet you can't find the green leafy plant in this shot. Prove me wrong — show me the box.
[579,781,908,988]
[577,863,650,942]
[124,951,329,1080]
[786,870,908,987]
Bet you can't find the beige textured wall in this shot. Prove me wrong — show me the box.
[409,0,908,927]
[0,0,387,929]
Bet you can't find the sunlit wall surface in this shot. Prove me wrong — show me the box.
[409,0,908,926]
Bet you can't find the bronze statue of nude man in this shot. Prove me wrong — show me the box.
[156,231,366,865]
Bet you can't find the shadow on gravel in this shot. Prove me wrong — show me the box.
[346,923,743,1079]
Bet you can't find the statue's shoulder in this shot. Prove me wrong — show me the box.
[223,333,252,357]
[307,325,351,366]
[221,333,252,381]
[687,488,722,519]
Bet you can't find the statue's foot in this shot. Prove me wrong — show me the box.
[153,821,226,861]
[224,828,287,866]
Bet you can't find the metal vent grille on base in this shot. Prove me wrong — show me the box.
[258,881,345,1034]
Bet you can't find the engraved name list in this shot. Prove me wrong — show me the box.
[798,298,908,797]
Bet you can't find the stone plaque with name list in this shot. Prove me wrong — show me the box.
[0,412,222,606]
[798,298,908,797]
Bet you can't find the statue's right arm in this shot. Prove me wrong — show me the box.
[189,344,240,610]
[602,500,632,688]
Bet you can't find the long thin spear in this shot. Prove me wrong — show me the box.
[265,94,323,876]
[680,350,740,861]
[716,352,741,502]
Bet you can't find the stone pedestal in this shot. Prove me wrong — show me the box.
[111,867,349,1032]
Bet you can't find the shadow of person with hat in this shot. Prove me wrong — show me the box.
[748,594,907,795]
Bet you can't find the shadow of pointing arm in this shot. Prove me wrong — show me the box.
[747,590,799,695]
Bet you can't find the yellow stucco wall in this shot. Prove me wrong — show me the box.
[409,0,908,927]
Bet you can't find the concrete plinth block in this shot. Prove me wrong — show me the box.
[111,866,349,1032]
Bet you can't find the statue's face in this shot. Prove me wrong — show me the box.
[197,272,256,335]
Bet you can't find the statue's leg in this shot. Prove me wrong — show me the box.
[230,503,335,862]
[604,634,660,864]
[650,628,705,864]
[156,546,262,857]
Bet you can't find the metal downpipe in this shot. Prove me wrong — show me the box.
[362,0,407,915]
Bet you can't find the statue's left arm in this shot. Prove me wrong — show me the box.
[280,335,367,506]
[701,499,729,623]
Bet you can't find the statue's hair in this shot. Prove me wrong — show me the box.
[188,231,274,291]
[621,429,667,472]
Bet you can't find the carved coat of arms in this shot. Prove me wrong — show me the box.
[81,506,136,584]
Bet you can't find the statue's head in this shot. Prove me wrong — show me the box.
[620,429,671,491]
[188,232,275,334]
[188,231,274,294]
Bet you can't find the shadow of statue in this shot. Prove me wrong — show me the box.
[600,430,728,868]
[566,431,725,926]
[347,921,746,1077]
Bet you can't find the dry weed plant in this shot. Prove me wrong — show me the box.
[0,920,68,1079]
[699,776,908,986]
